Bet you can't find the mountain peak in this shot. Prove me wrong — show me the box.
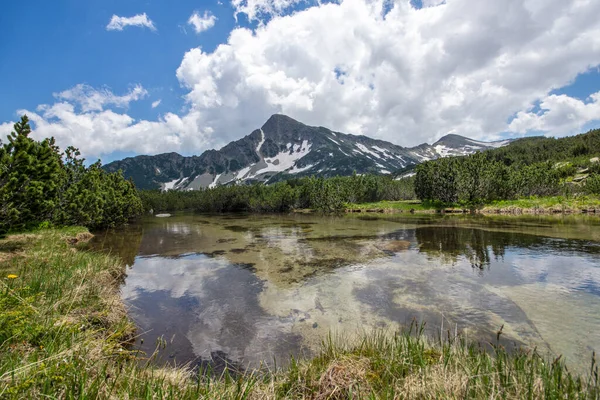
[261,114,306,135]
[433,134,470,146]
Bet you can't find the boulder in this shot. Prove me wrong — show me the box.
[572,174,589,183]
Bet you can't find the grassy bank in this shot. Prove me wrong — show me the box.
[347,196,600,215]
[1,229,599,398]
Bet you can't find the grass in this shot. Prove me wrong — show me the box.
[346,200,438,213]
[347,196,600,215]
[481,196,600,213]
[1,228,599,398]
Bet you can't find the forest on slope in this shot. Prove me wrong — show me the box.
[414,129,600,205]
[140,128,600,213]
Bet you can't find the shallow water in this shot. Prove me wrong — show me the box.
[89,213,600,372]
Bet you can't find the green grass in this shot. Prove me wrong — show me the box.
[1,229,599,399]
[482,196,600,212]
[346,200,438,212]
[347,196,600,214]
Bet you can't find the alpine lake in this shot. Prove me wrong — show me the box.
[87,212,600,374]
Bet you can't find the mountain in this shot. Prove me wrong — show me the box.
[103,114,511,190]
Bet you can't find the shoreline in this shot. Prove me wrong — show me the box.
[1,228,598,398]
[341,197,600,216]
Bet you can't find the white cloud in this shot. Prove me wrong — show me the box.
[0,122,13,142]
[231,0,305,22]
[6,0,600,159]
[106,13,156,31]
[188,11,217,34]
[18,86,207,161]
[175,0,600,145]
[55,84,148,112]
[151,99,162,109]
[508,92,600,135]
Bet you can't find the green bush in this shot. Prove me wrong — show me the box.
[585,174,600,195]
[0,116,143,234]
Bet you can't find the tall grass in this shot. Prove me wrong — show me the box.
[1,229,598,399]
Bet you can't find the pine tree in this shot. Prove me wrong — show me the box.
[1,116,60,233]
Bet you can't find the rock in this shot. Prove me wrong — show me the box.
[378,240,411,252]
[573,174,589,183]
[312,322,318,329]
[590,157,599,164]
[155,213,171,218]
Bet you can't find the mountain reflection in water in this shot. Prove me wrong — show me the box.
[88,213,600,373]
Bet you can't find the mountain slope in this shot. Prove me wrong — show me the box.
[103,114,510,190]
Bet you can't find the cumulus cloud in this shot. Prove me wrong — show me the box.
[508,92,600,135]
[19,86,207,160]
[175,0,600,145]
[55,84,148,112]
[106,13,156,31]
[231,0,305,22]
[188,11,217,34]
[7,0,600,159]
[0,121,13,141]
[151,99,162,109]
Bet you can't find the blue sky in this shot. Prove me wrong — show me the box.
[0,0,238,124]
[1,0,600,163]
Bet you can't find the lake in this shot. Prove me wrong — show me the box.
[88,213,600,373]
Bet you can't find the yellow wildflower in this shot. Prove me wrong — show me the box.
[7,274,18,279]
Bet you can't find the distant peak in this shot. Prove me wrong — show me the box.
[434,134,468,143]
[262,113,303,127]
[259,114,307,138]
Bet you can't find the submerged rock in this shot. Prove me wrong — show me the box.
[377,240,411,252]
[155,213,172,218]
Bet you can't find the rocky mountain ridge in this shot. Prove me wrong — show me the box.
[103,114,510,190]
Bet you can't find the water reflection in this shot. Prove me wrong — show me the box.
[416,226,600,271]
[88,213,600,372]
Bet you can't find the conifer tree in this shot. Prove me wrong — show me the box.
[0,116,61,233]
[0,115,142,235]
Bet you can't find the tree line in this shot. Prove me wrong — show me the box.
[139,174,416,213]
[414,129,600,205]
[0,116,143,235]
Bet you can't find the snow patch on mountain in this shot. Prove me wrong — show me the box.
[256,129,266,154]
[328,136,341,146]
[289,163,314,174]
[411,151,433,162]
[356,143,383,159]
[209,173,222,188]
[467,138,511,148]
[434,145,454,157]
[260,140,312,174]
[236,164,254,180]
[371,146,394,159]
[163,179,179,191]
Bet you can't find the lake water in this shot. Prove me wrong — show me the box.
[89,213,600,372]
